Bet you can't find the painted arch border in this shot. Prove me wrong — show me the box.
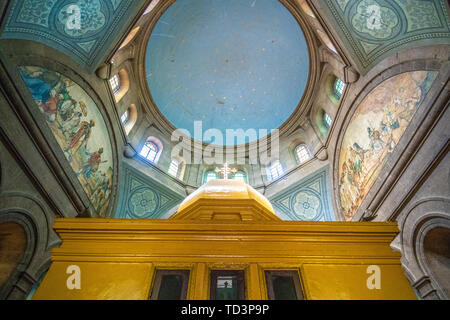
[332,57,447,222]
[1,47,121,218]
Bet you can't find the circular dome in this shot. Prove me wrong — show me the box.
[146,0,309,145]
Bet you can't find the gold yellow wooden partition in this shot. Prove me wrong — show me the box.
[34,181,416,300]
[33,219,416,300]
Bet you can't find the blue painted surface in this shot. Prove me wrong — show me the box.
[146,0,309,145]
[270,166,335,221]
[1,0,147,71]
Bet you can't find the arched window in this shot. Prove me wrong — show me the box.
[333,78,346,99]
[109,75,120,95]
[123,104,138,135]
[140,140,160,163]
[112,69,130,103]
[268,161,284,181]
[323,112,333,130]
[232,171,248,183]
[204,171,218,184]
[294,144,312,165]
[168,159,180,178]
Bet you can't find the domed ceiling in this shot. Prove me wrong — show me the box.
[146,0,309,145]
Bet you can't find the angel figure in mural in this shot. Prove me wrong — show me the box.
[65,119,96,156]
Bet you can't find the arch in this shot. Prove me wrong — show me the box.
[0,222,27,289]
[423,227,450,298]
[119,27,141,50]
[112,69,130,103]
[394,198,450,300]
[122,104,138,135]
[294,144,312,165]
[0,193,58,300]
[139,136,163,164]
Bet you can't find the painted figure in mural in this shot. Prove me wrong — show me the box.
[66,119,96,154]
[78,147,106,180]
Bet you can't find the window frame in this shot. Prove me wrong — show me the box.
[168,159,180,178]
[149,269,190,300]
[210,270,246,300]
[140,140,159,163]
[265,270,305,300]
[268,161,284,181]
[294,144,312,165]
[333,78,346,99]
[120,110,129,125]
[109,74,121,95]
[323,112,333,130]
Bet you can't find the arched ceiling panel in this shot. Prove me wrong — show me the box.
[1,0,148,71]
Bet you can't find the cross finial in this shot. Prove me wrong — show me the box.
[215,163,237,180]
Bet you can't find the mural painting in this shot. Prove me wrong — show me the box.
[19,66,114,216]
[339,71,437,221]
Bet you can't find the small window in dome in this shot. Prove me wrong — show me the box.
[333,78,346,99]
[109,75,120,95]
[268,161,284,181]
[323,112,333,130]
[168,159,180,178]
[140,140,159,163]
[120,110,129,124]
[294,144,312,165]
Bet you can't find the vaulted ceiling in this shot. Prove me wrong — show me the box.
[1,0,148,71]
[315,0,450,73]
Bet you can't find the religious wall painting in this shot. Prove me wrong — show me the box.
[19,66,114,216]
[339,71,438,221]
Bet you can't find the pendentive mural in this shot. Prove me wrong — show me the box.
[1,0,147,71]
[270,166,335,221]
[19,66,114,217]
[115,163,185,219]
[318,0,450,73]
[339,71,437,221]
